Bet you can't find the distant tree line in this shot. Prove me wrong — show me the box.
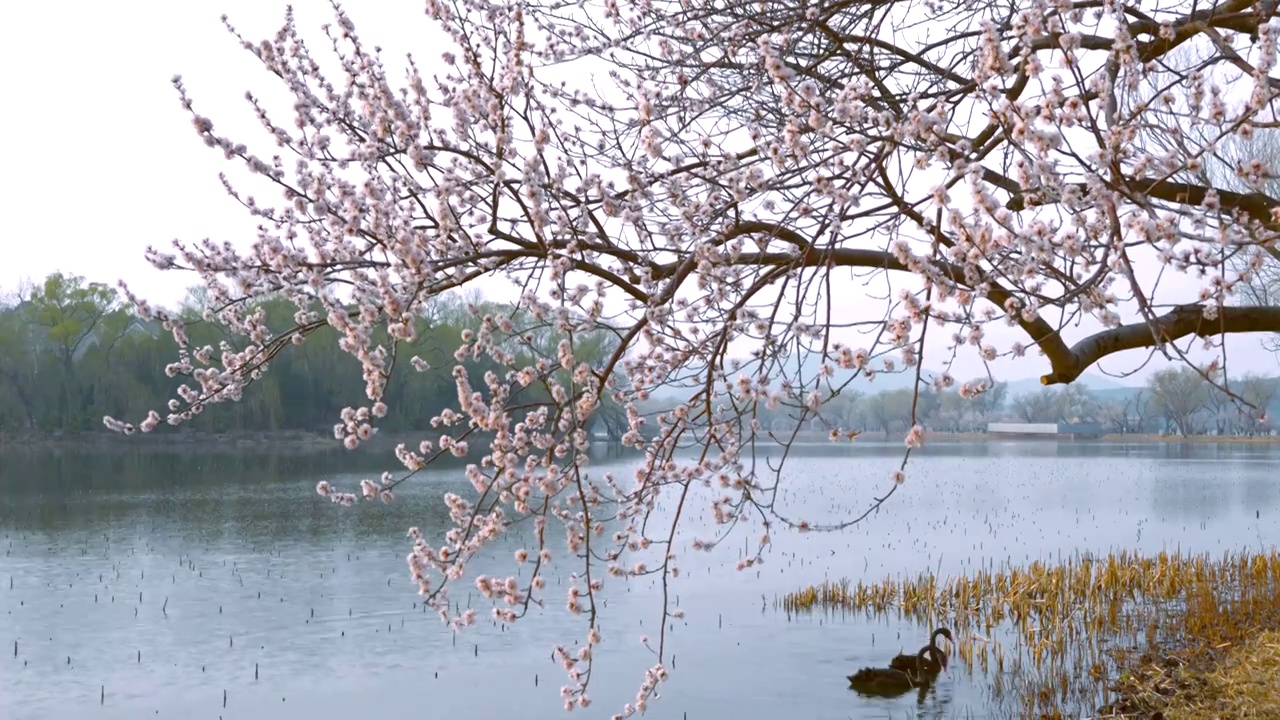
[737,379,1010,436]
[4,272,1276,441]
[0,272,629,439]
[1006,369,1280,437]
[744,369,1279,438]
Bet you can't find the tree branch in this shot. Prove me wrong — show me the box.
[1007,174,1280,263]
[714,223,1280,389]
[1040,304,1280,385]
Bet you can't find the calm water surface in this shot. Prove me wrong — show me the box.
[2,442,1279,720]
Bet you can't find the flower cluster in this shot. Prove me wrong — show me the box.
[107,0,1280,715]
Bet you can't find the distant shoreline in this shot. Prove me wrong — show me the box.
[890,431,1280,444]
[2,428,1279,452]
[0,429,343,454]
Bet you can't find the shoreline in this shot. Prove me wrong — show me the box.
[2,428,1279,452]
[1098,604,1280,718]
[923,430,1280,444]
[0,429,343,454]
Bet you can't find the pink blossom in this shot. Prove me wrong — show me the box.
[904,425,925,448]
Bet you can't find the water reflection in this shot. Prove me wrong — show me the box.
[1,442,1277,719]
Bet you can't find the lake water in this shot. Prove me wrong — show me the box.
[2,441,1279,720]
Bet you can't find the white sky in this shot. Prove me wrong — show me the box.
[2,0,1278,385]
[1,1,436,305]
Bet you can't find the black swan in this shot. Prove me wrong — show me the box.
[846,646,933,697]
[889,627,953,675]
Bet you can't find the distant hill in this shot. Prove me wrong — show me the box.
[1002,373,1135,398]
[1089,386,1146,404]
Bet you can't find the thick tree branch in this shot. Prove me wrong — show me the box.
[710,222,1066,372]
[1040,305,1280,385]
[1007,175,1280,263]
[713,223,1280,390]
[1006,174,1279,220]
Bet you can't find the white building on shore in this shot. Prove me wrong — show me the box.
[986,422,1105,438]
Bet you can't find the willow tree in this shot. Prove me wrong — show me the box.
[108,0,1280,714]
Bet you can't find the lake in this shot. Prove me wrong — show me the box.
[3,441,1278,719]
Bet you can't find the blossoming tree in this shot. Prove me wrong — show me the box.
[109,0,1280,714]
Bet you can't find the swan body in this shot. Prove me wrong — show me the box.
[847,646,932,697]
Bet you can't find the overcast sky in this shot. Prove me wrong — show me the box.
[2,1,437,305]
[3,1,1278,385]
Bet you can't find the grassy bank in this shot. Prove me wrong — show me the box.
[1102,630,1280,719]
[1100,579,1280,719]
